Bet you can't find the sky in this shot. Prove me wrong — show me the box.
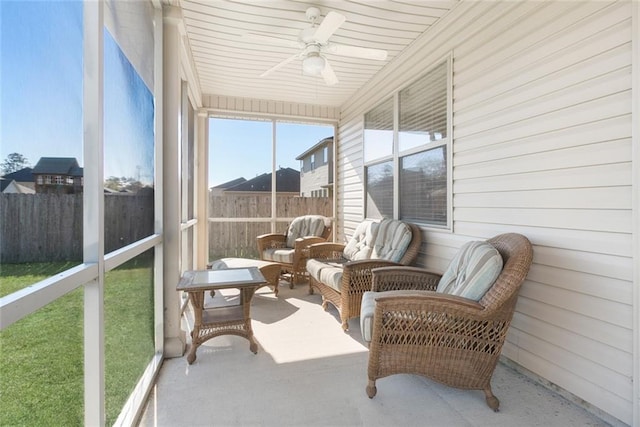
[208,118,333,188]
[1,1,333,189]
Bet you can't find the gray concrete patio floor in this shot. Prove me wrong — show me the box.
[138,280,612,427]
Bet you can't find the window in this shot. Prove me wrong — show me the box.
[366,160,393,218]
[364,58,450,228]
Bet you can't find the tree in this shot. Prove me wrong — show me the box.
[104,176,145,192]
[1,153,30,175]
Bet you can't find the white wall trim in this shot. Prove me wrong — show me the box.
[631,1,639,424]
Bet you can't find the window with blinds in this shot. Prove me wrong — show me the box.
[363,58,450,227]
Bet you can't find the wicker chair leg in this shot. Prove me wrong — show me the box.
[321,299,329,311]
[484,386,500,412]
[341,318,349,331]
[366,380,377,398]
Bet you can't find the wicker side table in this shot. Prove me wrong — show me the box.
[177,267,266,364]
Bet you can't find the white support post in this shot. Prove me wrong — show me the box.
[196,110,209,268]
[83,1,105,425]
[162,5,186,358]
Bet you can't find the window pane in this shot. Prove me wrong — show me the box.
[1,0,83,266]
[399,62,447,152]
[104,250,155,426]
[0,264,84,425]
[209,118,272,217]
[208,220,272,260]
[276,122,333,196]
[366,161,393,219]
[104,28,155,252]
[364,97,394,162]
[400,147,447,226]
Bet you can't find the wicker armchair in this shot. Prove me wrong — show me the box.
[362,233,533,411]
[256,215,331,286]
[307,219,422,331]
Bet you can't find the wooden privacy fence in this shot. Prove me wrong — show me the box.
[0,193,330,263]
[208,194,332,260]
[0,193,154,263]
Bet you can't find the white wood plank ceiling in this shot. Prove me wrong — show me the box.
[179,0,457,107]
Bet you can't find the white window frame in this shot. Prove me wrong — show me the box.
[363,54,453,230]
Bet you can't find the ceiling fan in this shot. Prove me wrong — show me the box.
[247,7,388,86]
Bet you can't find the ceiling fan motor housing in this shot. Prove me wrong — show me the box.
[305,7,321,23]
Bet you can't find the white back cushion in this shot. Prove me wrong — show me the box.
[343,219,379,261]
[371,219,412,262]
[436,241,503,301]
[286,215,326,247]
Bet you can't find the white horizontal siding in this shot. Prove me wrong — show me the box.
[337,0,634,424]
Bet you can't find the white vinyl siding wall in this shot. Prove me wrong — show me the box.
[337,1,634,424]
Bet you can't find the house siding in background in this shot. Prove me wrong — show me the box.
[338,1,634,425]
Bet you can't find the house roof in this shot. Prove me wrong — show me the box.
[211,177,247,190]
[0,178,10,192]
[2,167,34,182]
[225,167,300,193]
[296,136,333,160]
[32,157,83,177]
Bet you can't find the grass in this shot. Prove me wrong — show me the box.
[0,260,155,426]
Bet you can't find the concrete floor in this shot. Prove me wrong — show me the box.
[138,280,612,427]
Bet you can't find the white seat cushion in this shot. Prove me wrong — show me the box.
[307,258,346,291]
[262,248,295,264]
[436,241,503,301]
[360,290,432,343]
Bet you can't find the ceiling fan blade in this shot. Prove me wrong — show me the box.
[325,43,388,60]
[260,53,300,77]
[321,60,339,86]
[244,33,302,49]
[313,11,346,44]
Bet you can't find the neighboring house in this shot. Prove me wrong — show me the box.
[209,177,247,196]
[32,157,84,194]
[1,179,35,194]
[296,136,333,198]
[1,167,35,191]
[222,167,299,195]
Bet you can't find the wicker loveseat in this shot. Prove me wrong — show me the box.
[360,233,533,411]
[306,218,422,330]
[256,215,332,286]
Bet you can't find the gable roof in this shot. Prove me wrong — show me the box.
[1,167,34,182]
[32,157,83,177]
[296,136,333,161]
[226,167,299,193]
[211,177,247,190]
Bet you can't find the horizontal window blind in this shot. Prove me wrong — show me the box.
[366,161,393,219]
[364,97,394,162]
[400,147,447,226]
[399,62,447,152]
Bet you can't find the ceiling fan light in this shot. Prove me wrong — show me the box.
[302,54,325,76]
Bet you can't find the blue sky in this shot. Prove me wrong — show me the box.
[1,1,332,188]
[209,118,333,187]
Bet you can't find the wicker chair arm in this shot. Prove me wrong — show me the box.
[374,291,484,316]
[256,233,287,255]
[340,259,403,295]
[371,266,442,292]
[293,236,327,250]
[308,242,346,259]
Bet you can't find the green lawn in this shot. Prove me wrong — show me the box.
[0,260,155,426]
